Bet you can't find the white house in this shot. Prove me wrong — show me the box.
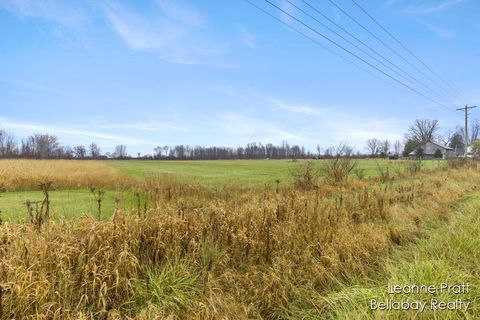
[408,141,455,159]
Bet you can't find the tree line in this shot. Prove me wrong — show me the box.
[0,130,318,160]
[0,131,106,159]
[2,118,478,160]
[365,118,480,157]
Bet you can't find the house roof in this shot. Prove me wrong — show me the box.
[408,141,454,156]
[428,141,454,151]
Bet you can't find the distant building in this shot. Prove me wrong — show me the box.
[408,141,455,159]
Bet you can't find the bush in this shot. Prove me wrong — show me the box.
[434,149,443,159]
[321,144,358,184]
[292,161,319,190]
[407,160,423,174]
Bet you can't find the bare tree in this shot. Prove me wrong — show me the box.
[405,119,439,144]
[470,118,480,143]
[73,145,87,159]
[394,140,402,155]
[449,132,465,150]
[89,143,101,159]
[22,134,59,158]
[366,138,381,156]
[440,130,453,146]
[113,145,127,159]
[381,139,391,154]
[0,130,18,158]
[154,146,162,159]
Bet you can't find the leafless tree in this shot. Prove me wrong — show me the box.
[405,119,439,144]
[470,118,480,143]
[73,145,87,159]
[154,146,162,159]
[394,140,402,155]
[89,143,101,159]
[449,132,465,150]
[440,130,453,146]
[21,134,59,158]
[366,138,381,156]
[113,145,127,159]
[381,139,391,154]
[0,130,18,158]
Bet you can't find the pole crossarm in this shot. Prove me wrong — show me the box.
[456,105,478,156]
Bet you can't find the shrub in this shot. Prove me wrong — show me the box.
[415,147,424,159]
[376,161,392,182]
[321,145,358,184]
[292,161,319,190]
[407,160,423,175]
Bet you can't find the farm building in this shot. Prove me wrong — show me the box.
[408,141,455,159]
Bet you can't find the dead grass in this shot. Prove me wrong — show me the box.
[0,160,133,191]
[0,163,479,318]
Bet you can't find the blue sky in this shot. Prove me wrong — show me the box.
[1,0,479,155]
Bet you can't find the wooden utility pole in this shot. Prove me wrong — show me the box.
[456,105,477,156]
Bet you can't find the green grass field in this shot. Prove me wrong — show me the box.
[0,159,446,223]
[323,193,480,319]
[107,159,445,186]
[0,189,138,223]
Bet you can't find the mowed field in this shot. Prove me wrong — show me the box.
[1,158,478,319]
[107,159,445,186]
[0,159,445,222]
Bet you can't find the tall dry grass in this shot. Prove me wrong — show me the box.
[0,163,479,319]
[0,160,133,191]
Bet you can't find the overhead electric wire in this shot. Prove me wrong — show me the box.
[350,0,465,100]
[244,0,392,84]
[283,0,448,104]
[327,0,459,103]
[255,0,455,112]
[299,0,454,104]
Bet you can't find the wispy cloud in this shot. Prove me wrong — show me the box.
[94,122,190,132]
[101,0,228,65]
[266,98,326,115]
[260,95,406,150]
[154,0,205,26]
[0,119,160,146]
[0,0,230,65]
[0,0,92,47]
[237,25,256,49]
[0,0,88,27]
[218,113,309,143]
[406,0,465,14]
[424,23,455,38]
[384,0,399,7]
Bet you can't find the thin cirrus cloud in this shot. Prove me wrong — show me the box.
[0,0,88,28]
[237,25,257,49]
[406,0,466,14]
[262,96,406,148]
[423,23,455,38]
[218,113,309,143]
[0,0,230,65]
[94,122,191,132]
[0,119,160,146]
[266,98,326,116]
[101,0,229,65]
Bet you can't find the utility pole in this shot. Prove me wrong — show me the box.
[456,105,477,156]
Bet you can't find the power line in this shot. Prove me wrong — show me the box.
[299,0,454,104]
[284,0,449,104]
[350,0,465,100]
[244,0,405,89]
[257,0,455,111]
[456,105,477,155]
[327,0,459,103]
